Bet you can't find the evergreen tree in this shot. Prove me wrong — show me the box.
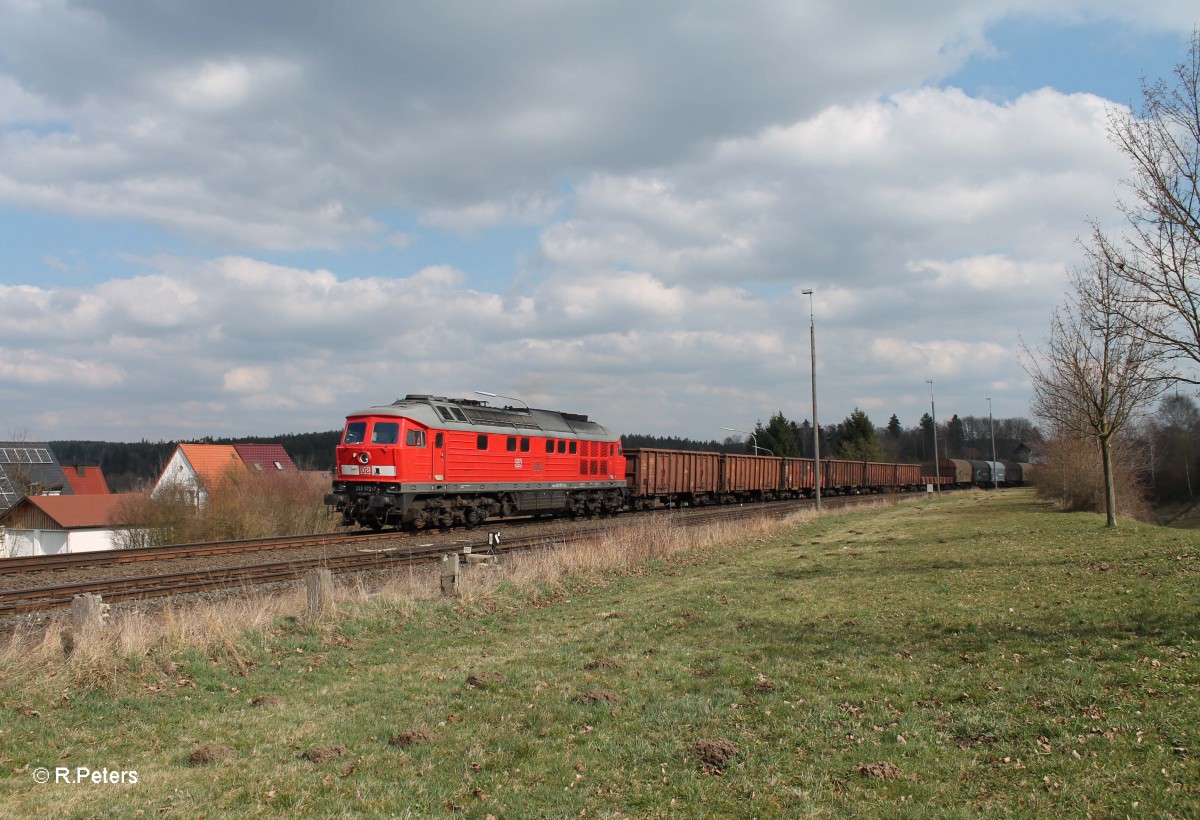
[886,414,902,439]
[835,408,884,461]
[751,411,801,456]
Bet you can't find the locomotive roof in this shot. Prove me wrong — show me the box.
[345,395,619,440]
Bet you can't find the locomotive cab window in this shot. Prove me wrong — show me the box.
[406,429,426,447]
[477,435,489,450]
[372,422,399,444]
[343,422,366,444]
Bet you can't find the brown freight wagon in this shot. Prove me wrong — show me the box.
[720,454,783,500]
[623,448,720,509]
[821,459,868,492]
[781,457,816,495]
[862,461,922,491]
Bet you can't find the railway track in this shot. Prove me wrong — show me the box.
[0,491,912,616]
[0,529,390,574]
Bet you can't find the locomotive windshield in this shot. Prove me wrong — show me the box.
[372,422,399,444]
[343,422,367,444]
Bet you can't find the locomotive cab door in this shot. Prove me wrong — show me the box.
[433,431,445,481]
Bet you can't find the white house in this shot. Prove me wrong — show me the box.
[0,494,143,557]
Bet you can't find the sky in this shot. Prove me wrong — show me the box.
[0,1,1196,444]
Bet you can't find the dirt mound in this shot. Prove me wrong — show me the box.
[188,744,236,765]
[389,729,439,747]
[688,738,740,770]
[583,657,624,670]
[576,689,625,705]
[854,761,907,780]
[251,695,283,707]
[466,671,506,689]
[303,745,350,763]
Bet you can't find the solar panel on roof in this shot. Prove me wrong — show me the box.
[0,448,52,464]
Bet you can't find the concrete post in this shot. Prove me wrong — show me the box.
[71,593,106,632]
[305,568,335,617]
[440,553,460,596]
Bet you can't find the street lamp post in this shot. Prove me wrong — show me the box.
[802,289,821,510]
[927,379,940,496]
[720,427,772,456]
[987,397,998,489]
[474,390,531,410]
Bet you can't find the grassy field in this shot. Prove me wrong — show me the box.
[1,490,1198,817]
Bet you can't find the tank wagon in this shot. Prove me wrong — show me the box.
[325,395,626,530]
[923,458,1034,489]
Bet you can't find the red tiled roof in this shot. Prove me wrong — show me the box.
[62,465,111,495]
[232,444,298,472]
[21,494,138,528]
[178,444,243,488]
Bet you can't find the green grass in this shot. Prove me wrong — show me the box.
[2,490,1199,817]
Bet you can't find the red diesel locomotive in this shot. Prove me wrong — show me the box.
[324,395,627,530]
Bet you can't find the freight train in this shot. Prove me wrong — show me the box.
[324,395,1030,530]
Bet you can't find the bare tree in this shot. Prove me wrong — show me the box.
[1105,31,1200,379]
[1020,232,1169,526]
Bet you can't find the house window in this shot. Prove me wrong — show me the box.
[406,430,426,447]
[273,461,283,470]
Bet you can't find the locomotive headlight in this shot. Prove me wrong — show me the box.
[358,452,371,465]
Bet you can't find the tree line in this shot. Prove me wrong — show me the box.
[625,409,1040,465]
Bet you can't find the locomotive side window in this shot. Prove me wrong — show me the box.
[558,440,566,454]
[569,441,577,454]
[520,438,530,452]
[406,430,426,447]
[372,422,400,444]
[343,422,366,444]
[477,435,489,450]
[435,433,444,447]
[507,436,517,452]
[545,439,554,453]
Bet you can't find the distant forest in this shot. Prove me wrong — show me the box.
[51,431,341,493]
[618,434,743,453]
